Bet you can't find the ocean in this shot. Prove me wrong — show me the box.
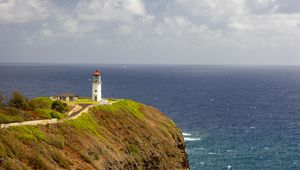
[1,64,300,169]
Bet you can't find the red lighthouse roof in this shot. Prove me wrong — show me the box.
[93,69,101,76]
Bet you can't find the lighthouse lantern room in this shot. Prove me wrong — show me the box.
[92,69,102,101]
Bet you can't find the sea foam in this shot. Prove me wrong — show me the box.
[182,132,192,136]
[184,137,201,141]
[183,132,201,141]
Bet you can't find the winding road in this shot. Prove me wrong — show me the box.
[69,104,91,118]
[0,104,93,129]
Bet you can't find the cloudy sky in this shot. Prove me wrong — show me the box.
[0,0,300,65]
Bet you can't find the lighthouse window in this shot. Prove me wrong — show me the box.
[95,90,97,92]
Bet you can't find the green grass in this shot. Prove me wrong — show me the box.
[10,126,46,141]
[34,108,66,119]
[90,99,143,119]
[0,112,24,123]
[30,97,53,110]
[65,112,99,134]
[67,98,99,105]
[0,107,25,123]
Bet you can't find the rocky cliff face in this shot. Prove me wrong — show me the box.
[0,100,189,169]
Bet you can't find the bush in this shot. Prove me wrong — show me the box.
[4,107,24,116]
[34,108,51,119]
[1,158,29,170]
[47,135,65,149]
[50,111,66,119]
[30,154,55,170]
[0,112,24,124]
[0,93,4,108]
[0,107,25,123]
[8,91,30,110]
[51,101,68,113]
[34,108,65,119]
[29,97,53,110]
[50,150,70,169]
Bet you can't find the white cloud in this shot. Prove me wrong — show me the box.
[171,0,281,17]
[1,0,300,64]
[123,0,146,16]
[76,0,146,22]
[116,25,132,35]
[227,13,300,47]
[35,0,150,40]
[61,17,95,35]
[0,0,48,23]
[165,0,300,48]
[171,0,249,18]
[154,16,224,47]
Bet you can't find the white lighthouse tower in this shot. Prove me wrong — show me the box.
[92,69,102,101]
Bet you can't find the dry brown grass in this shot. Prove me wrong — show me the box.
[0,100,189,170]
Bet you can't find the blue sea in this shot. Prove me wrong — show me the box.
[1,64,300,169]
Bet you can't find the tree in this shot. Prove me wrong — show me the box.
[51,100,68,113]
[8,91,30,110]
[0,93,3,108]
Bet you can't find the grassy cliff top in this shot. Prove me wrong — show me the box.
[0,99,189,169]
[65,97,99,105]
[0,96,68,124]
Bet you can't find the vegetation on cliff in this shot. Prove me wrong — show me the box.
[0,92,68,123]
[0,92,189,169]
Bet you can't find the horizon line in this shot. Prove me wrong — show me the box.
[1,62,300,67]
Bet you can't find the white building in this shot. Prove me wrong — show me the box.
[52,92,78,102]
[92,69,102,101]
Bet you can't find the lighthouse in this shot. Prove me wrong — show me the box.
[92,69,102,101]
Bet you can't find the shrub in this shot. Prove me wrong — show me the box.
[0,141,7,158]
[79,150,93,163]
[47,135,65,149]
[30,154,55,170]
[34,108,66,119]
[0,93,4,108]
[29,97,53,110]
[34,108,51,119]
[50,111,66,119]
[126,144,142,167]
[0,107,24,123]
[4,107,24,116]
[1,158,27,170]
[8,91,30,110]
[0,107,25,123]
[50,150,70,169]
[0,133,25,158]
[51,101,68,113]
[11,126,46,141]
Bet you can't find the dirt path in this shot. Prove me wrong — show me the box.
[69,104,91,118]
[1,99,120,129]
[0,104,93,129]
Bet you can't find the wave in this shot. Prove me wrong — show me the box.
[184,137,201,141]
[183,132,201,141]
[182,132,192,136]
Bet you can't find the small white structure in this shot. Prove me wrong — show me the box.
[52,92,78,102]
[92,69,102,101]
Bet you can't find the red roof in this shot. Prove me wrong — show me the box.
[93,69,101,76]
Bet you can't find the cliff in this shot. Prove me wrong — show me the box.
[0,99,189,169]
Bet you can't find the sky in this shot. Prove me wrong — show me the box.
[0,0,300,65]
